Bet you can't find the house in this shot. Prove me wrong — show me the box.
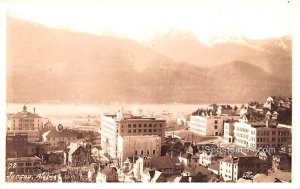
[141,168,165,183]
[272,154,291,171]
[96,166,118,182]
[198,151,222,167]
[43,120,54,131]
[151,156,183,176]
[64,142,92,166]
[42,124,77,150]
[217,105,233,116]
[178,152,199,168]
[182,165,216,182]
[219,156,268,181]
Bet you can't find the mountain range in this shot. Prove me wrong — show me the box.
[6,17,292,104]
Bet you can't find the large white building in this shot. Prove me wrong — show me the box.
[117,135,161,165]
[8,105,43,131]
[100,114,166,158]
[233,116,291,149]
[7,105,43,142]
[189,115,224,136]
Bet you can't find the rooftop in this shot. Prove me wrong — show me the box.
[10,105,42,119]
[7,156,42,162]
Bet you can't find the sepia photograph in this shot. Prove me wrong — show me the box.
[0,0,299,187]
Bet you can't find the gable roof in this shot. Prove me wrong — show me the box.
[46,128,77,138]
[151,156,181,170]
[10,111,42,119]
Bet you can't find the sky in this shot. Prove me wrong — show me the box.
[2,0,295,44]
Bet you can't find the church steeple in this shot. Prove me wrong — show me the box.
[23,105,27,112]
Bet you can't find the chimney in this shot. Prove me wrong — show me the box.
[34,108,36,114]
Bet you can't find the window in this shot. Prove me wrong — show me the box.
[128,124,131,128]
[154,124,157,127]
[153,150,156,155]
[135,150,138,155]
[133,124,137,128]
[149,124,152,127]
[138,124,142,128]
[147,150,150,155]
[215,120,218,124]
[144,129,147,132]
[17,163,24,166]
[154,129,157,132]
[149,129,152,132]
[141,150,144,155]
[160,124,162,127]
[128,130,131,133]
[214,125,218,129]
[272,131,276,135]
[133,130,136,133]
[144,124,147,127]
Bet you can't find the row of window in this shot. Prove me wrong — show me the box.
[127,128,162,133]
[135,149,156,156]
[50,137,76,141]
[124,123,163,128]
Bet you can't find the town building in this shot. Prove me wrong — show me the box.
[7,105,43,131]
[42,124,78,150]
[198,151,222,167]
[64,142,92,166]
[178,152,199,168]
[217,105,234,116]
[189,115,224,136]
[219,156,268,181]
[6,132,28,158]
[223,120,235,143]
[233,116,291,149]
[133,156,183,181]
[43,120,54,131]
[117,135,161,165]
[100,113,166,158]
[272,154,291,171]
[96,166,118,183]
[6,156,42,175]
[141,169,165,183]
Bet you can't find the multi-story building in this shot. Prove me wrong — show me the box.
[233,116,291,149]
[42,124,77,150]
[7,105,43,142]
[117,135,161,165]
[100,114,166,158]
[223,120,235,143]
[6,132,28,158]
[219,156,268,182]
[6,156,42,176]
[189,115,224,136]
[8,105,43,131]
